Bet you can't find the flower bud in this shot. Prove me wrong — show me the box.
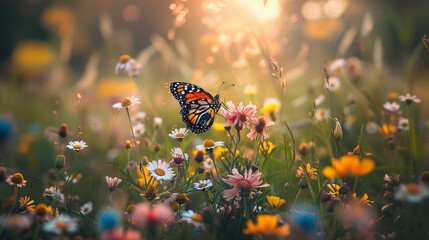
[141,185,158,201]
[298,142,309,156]
[125,140,132,149]
[58,123,68,138]
[175,193,190,205]
[55,155,66,170]
[198,166,205,174]
[0,167,7,182]
[332,118,343,141]
[298,178,308,189]
[250,164,259,172]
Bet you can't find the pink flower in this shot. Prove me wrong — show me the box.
[247,116,275,140]
[221,101,256,129]
[222,168,270,201]
[100,227,141,240]
[131,203,174,228]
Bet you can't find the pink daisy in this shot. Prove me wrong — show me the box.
[222,168,269,201]
[246,116,275,140]
[221,101,256,130]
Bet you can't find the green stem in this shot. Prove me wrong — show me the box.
[103,191,112,209]
[0,186,18,235]
[65,152,79,186]
[126,108,146,187]
[407,106,419,175]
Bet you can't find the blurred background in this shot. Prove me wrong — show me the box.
[1,0,429,202]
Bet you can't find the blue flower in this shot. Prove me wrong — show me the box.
[0,118,13,144]
[98,209,121,231]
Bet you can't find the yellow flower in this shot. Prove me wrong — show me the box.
[12,41,54,75]
[243,84,257,97]
[35,203,51,219]
[327,184,340,198]
[213,146,235,159]
[381,124,397,135]
[243,214,290,236]
[353,193,374,207]
[296,163,317,180]
[260,98,281,115]
[267,196,286,208]
[212,121,226,132]
[322,155,375,178]
[97,78,139,99]
[136,166,158,187]
[304,19,342,40]
[19,196,35,213]
[259,141,276,154]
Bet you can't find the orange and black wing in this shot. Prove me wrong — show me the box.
[170,82,220,134]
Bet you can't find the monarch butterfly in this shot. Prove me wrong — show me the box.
[169,82,221,134]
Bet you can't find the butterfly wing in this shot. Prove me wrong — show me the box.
[170,82,220,134]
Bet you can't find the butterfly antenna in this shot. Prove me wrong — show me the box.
[216,82,226,95]
[218,82,235,94]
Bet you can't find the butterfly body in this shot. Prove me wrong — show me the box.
[170,82,221,134]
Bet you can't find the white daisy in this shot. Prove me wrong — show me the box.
[80,201,93,215]
[365,121,379,135]
[314,108,330,121]
[394,183,429,203]
[147,160,175,184]
[115,54,142,77]
[328,58,346,73]
[132,123,145,137]
[154,117,163,128]
[383,102,400,113]
[326,77,341,92]
[195,139,224,151]
[168,128,189,142]
[398,93,421,105]
[180,210,205,228]
[397,118,409,131]
[43,214,78,235]
[66,140,88,152]
[132,111,147,124]
[193,179,213,191]
[112,95,141,109]
[314,94,325,106]
[42,187,65,204]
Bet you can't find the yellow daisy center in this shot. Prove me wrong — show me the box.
[119,54,131,63]
[55,220,69,230]
[73,144,81,150]
[35,204,49,216]
[406,183,419,195]
[175,133,185,138]
[154,168,166,176]
[11,173,24,184]
[191,214,203,222]
[121,98,132,107]
[198,183,207,188]
[203,139,215,148]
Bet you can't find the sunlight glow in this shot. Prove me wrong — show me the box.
[323,0,348,19]
[301,1,322,20]
[237,0,281,22]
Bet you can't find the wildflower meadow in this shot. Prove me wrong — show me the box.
[1,0,429,239]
